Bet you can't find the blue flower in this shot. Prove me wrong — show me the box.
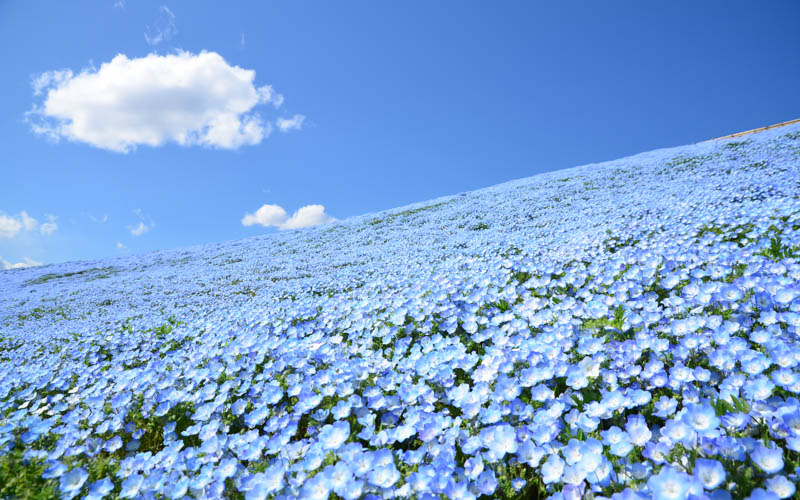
[475,469,498,496]
[120,473,144,498]
[751,444,784,474]
[59,467,88,499]
[765,475,795,499]
[683,403,720,435]
[540,454,564,484]
[368,462,400,488]
[693,458,725,489]
[746,488,780,500]
[646,466,692,500]
[318,420,350,450]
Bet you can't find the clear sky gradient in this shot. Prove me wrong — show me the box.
[2,1,799,267]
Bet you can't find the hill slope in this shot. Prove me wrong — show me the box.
[1,124,800,499]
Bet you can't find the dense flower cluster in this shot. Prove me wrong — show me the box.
[1,125,800,499]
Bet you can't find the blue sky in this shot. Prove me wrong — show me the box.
[1,1,799,268]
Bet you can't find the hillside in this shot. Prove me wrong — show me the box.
[1,124,800,499]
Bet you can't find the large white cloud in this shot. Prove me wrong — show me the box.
[242,204,336,230]
[28,51,293,152]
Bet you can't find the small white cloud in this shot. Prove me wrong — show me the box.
[116,241,126,249]
[28,51,290,152]
[144,5,177,46]
[276,114,305,132]
[1,256,42,270]
[129,221,150,236]
[89,214,109,223]
[241,204,287,227]
[242,203,336,230]
[281,205,336,229]
[113,0,126,9]
[40,215,58,235]
[128,209,154,236]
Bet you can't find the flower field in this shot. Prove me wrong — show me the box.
[2,124,800,499]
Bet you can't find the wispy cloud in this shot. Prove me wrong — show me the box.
[276,114,305,132]
[113,0,126,9]
[28,51,291,152]
[128,209,154,236]
[242,203,336,230]
[40,215,58,236]
[144,5,177,46]
[240,32,246,49]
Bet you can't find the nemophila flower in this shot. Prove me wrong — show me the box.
[684,403,720,435]
[751,444,785,474]
[445,479,476,500]
[714,435,746,461]
[214,457,239,480]
[59,467,88,499]
[562,439,583,465]
[693,459,725,489]
[368,462,400,488]
[168,476,190,499]
[625,414,652,446]
[601,426,633,457]
[318,420,350,450]
[744,375,776,400]
[643,441,672,465]
[540,454,565,484]
[42,460,67,479]
[120,473,144,498]
[647,466,692,500]
[300,473,330,500]
[765,475,795,499]
[463,455,484,479]
[85,478,115,500]
[747,489,780,500]
[720,411,751,431]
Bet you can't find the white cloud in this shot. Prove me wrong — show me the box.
[128,209,154,236]
[242,203,336,230]
[281,205,337,229]
[242,204,288,227]
[0,211,55,238]
[89,214,109,223]
[1,256,42,270]
[32,70,73,96]
[113,0,126,9]
[129,221,150,236]
[20,211,38,231]
[0,215,22,239]
[28,51,289,152]
[276,114,305,132]
[40,215,58,235]
[116,241,126,249]
[144,6,177,46]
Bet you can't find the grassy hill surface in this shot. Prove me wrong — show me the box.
[2,124,800,499]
